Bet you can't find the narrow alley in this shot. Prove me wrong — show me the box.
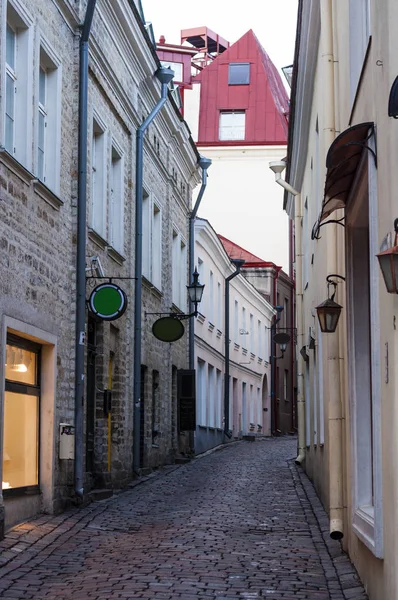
[0,438,366,600]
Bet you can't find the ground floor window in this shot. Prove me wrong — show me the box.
[3,335,41,494]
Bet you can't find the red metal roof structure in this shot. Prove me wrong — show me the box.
[218,234,282,270]
[193,29,289,146]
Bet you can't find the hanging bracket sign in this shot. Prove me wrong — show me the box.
[152,317,185,342]
[88,283,128,321]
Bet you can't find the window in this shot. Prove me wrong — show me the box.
[142,192,162,289]
[4,4,31,166]
[216,369,222,428]
[228,62,250,85]
[209,271,214,324]
[208,364,215,427]
[349,0,371,104]
[110,144,124,254]
[219,111,245,141]
[91,118,106,238]
[250,314,254,353]
[234,299,239,342]
[160,60,183,82]
[284,370,288,402]
[346,134,383,557]
[197,358,206,426]
[257,320,262,359]
[172,230,187,309]
[3,336,40,493]
[217,282,222,329]
[37,45,61,192]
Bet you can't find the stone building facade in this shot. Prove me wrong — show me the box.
[0,0,200,537]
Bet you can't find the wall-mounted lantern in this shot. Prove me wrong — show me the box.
[316,274,345,333]
[376,219,398,293]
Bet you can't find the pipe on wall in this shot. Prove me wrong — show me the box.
[224,259,245,437]
[294,194,305,465]
[189,157,211,371]
[133,67,174,475]
[75,0,97,500]
[320,0,344,540]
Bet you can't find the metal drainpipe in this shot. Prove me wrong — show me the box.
[223,259,245,438]
[270,267,281,434]
[320,0,344,541]
[132,67,174,475]
[75,0,97,500]
[189,157,211,371]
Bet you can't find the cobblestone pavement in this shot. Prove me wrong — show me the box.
[0,437,367,600]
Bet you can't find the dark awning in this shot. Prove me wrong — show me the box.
[319,122,375,222]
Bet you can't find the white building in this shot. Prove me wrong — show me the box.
[194,218,275,453]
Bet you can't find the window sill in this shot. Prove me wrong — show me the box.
[33,180,63,211]
[142,277,162,298]
[107,246,126,265]
[197,313,205,325]
[208,322,215,332]
[88,228,108,250]
[216,329,222,339]
[0,148,34,186]
[234,343,240,351]
[3,485,40,498]
[242,348,248,356]
[250,352,256,361]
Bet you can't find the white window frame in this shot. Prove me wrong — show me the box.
[3,1,33,167]
[349,0,371,105]
[197,358,206,426]
[142,190,162,290]
[219,110,245,141]
[346,134,383,558]
[109,142,124,255]
[90,114,107,238]
[36,39,61,193]
[172,228,187,310]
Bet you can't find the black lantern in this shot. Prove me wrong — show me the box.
[316,274,345,333]
[187,269,205,316]
[376,219,398,293]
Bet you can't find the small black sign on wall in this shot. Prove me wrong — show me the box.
[178,369,196,431]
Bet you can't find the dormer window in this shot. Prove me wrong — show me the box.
[219,110,245,141]
[228,62,250,85]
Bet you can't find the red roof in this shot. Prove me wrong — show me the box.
[218,234,281,270]
[193,29,289,145]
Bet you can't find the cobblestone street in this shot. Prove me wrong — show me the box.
[0,438,367,600]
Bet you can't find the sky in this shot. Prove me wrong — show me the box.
[142,0,298,80]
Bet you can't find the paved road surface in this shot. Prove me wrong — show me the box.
[0,437,367,599]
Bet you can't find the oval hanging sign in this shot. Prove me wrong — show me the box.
[273,332,291,345]
[88,283,128,321]
[152,317,185,342]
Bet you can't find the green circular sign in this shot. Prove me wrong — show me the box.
[152,317,185,342]
[88,283,128,321]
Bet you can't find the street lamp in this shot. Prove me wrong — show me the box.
[316,274,345,333]
[187,269,205,317]
[376,218,398,293]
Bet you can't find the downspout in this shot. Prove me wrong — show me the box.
[294,193,306,465]
[189,156,212,371]
[268,163,304,461]
[133,67,174,475]
[75,0,97,500]
[270,267,281,434]
[224,259,245,438]
[320,0,344,540]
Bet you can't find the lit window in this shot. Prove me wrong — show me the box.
[219,111,245,141]
[3,338,40,492]
[228,63,250,85]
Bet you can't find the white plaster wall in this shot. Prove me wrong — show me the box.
[194,219,274,437]
[193,146,289,272]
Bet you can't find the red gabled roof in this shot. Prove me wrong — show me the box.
[193,29,289,145]
[218,234,281,270]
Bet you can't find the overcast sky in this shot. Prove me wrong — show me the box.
[142,0,298,78]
